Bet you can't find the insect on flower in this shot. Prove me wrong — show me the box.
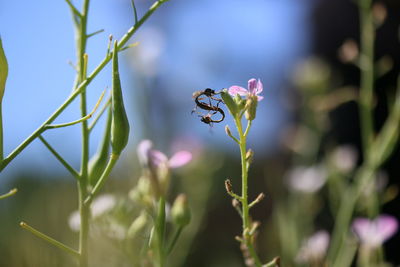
[192,88,225,125]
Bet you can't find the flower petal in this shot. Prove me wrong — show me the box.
[248,78,257,94]
[149,150,168,167]
[376,215,398,242]
[137,140,153,166]
[228,86,248,96]
[352,218,371,243]
[257,95,264,101]
[255,79,263,94]
[169,151,192,168]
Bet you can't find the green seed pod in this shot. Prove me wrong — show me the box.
[245,95,258,121]
[0,37,8,101]
[171,194,191,228]
[111,41,130,155]
[220,89,238,117]
[127,211,148,239]
[88,107,112,186]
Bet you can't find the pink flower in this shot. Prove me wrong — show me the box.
[137,140,192,169]
[228,78,264,101]
[352,215,398,248]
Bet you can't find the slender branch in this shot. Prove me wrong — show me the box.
[131,0,139,24]
[45,90,105,129]
[88,96,111,132]
[20,221,80,258]
[87,29,104,38]
[38,135,80,180]
[65,0,82,18]
[166,226,183,255]
[0,188,17,199]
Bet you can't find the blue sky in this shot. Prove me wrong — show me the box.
[0,0,310,181]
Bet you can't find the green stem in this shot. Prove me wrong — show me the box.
[358,0,374,155]
[75,1,90,266]
[38,135,80,180]
[84,153,119,205]
[327,166,375,264]
[166,226,184,256]
[0,188,17,199]
[155,196,166,267]
[0,0,169,172]
[233,117,262,267]
[20,221,80,258]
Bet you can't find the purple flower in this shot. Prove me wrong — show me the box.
[228,78,264,101]
[296,230,330,264]
[352,215,398,248]
[137,140,192,170]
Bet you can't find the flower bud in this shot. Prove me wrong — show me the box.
[171,194,191,228]
[245,149,254,164]
[0,37,8,101]
[245,95,258,121]
[221,89,238,117]
[111,41,130,155]
[127,211,148,239]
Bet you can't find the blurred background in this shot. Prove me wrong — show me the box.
[0,0,399,266]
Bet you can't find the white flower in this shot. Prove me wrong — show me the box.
[286,165,326,193]
[331,145,358,172]
[296,230,330,264]
[68,211,80,232]
[91,194,116,218]
[67,194,117,232]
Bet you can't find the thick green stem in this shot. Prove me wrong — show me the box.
[75,1,90,266]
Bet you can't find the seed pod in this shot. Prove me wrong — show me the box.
[0,37,8,101]
[221,89,238,117]
[111,41,130,155]
[88,107,112,186]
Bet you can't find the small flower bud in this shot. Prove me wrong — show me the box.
[372,3,387,27]
[127,211,148,239]
[171,194,191,227]
[221,89,239,116]
[232,198,240,209]
[225,125,232,137]
[0,37,8,101]
[245,149,254,163]
[234,94,246,110]
[245,95,258,121]
[338,39,359,63]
